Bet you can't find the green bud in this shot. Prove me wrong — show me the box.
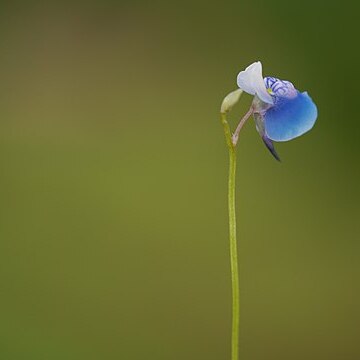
[220,89,243,114]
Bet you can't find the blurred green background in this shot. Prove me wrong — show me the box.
[0,1,359,359]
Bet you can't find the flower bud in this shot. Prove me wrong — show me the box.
[220,89,243,114]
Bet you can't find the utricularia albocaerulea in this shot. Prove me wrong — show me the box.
[237,61,317,160]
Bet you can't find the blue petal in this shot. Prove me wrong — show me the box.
[264,91,317,142]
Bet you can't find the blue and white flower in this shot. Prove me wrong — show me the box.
[237,61,317,160]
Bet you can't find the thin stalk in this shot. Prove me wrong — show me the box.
[232,107,253,146]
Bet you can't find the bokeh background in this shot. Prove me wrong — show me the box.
[0,1,359,359]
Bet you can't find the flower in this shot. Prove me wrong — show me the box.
[237,61,317,160]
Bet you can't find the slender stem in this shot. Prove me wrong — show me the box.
[228,143,239,360]
[221,113,240,360]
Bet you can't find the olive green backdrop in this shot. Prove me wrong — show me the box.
[0,1,358,359]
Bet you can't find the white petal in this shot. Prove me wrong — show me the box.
[237,61,274,105]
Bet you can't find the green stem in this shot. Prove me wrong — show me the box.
[221,113,239,360]
[228,144,239,360]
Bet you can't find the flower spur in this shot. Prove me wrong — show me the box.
[234,61,318,160]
